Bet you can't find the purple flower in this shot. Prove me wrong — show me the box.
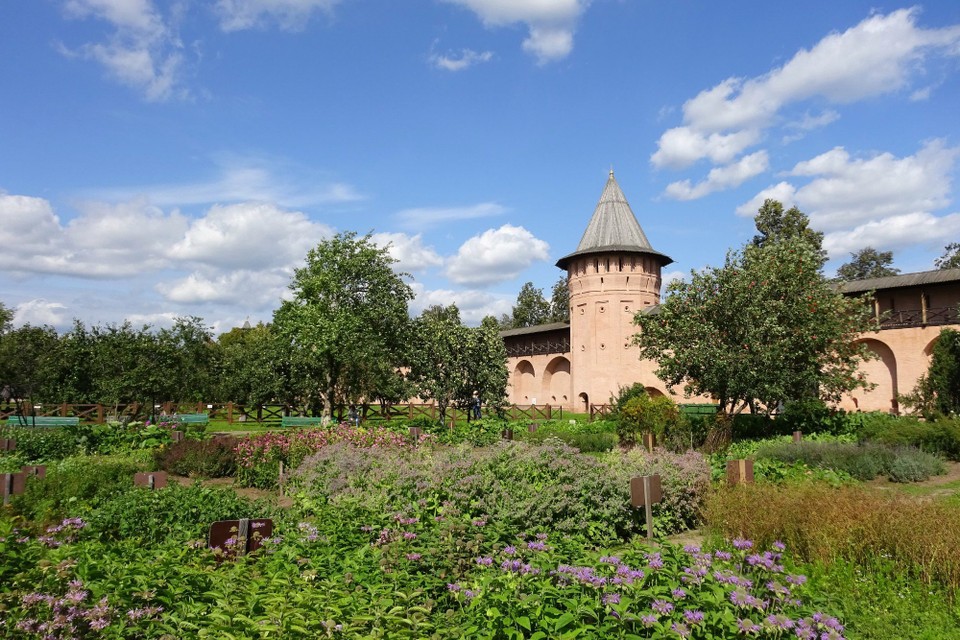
[640,614,658,627]
[733,537,753,550]
[527,541,547,552]
[772,540,786,551]
[651,599,674,615]
[683,610,705,624]
[672,588,687,599]
[737,618,762,634]
[475,556,493,566]
[671,622,691,638]
[503,545,517,555]
[602,592,621,606]
[405,553,422,561]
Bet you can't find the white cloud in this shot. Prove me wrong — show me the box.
[824,211,960,256]
[651,128,761,169]
[652,8,960,168]
[171,202,331,270]
[0,193,65,254]
[157,270,289,306]
[664,151,769,200]
[371,232,444,273]
[792,140,958,232]
[429,48,494,71]
[395,202,506,228]
[735,181,799,217]
[445,224,549,286]
[14,299,70,327]
[441,0,590,63]
[60,0,186,101]
[409,283,513,325]
[215,0,339,32]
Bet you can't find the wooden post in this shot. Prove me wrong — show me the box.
[134,472,168,489]
[227,402,234,424]
[792,431,802,443]
[22,465,46,479]
[630,475,662,541]
[2,473,26,505]
[97,404,104,424]
[279,461,285,497]
[502,429,513,441]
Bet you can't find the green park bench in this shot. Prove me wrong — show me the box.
[171,414,209,425]
[5,416,80,427]
[280,416,325,428]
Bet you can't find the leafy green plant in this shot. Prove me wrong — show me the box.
[0,426,79,462]
[618,394,687,448]
[154,437,238,478]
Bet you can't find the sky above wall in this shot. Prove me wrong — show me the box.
[2,1,959,334]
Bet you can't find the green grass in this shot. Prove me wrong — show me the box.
[806,558,960,639]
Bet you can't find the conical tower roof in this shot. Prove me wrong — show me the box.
[556,170,672,270]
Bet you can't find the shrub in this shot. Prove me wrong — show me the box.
[11,455,150,527]
[294,440,711,542]
[87,482,269,543]
[154,437,238,478]
[0,426,78,462]
[618,395,687,448]
[754,440,944,482]
[518,420,618,452]
[858,415,960,461]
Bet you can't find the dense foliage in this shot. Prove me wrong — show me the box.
[635,202,877,416]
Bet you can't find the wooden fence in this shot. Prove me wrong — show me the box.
[0,401,556,425]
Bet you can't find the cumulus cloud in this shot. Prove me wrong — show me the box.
[171,202,331,270]
[409,283,513,325]
[445,224,549,286]
[60,0,186,101]
[371,232,444,273]
[652,8,960,169]
[824,212,960,256]
[395,202,506,229]
[13,299,70,327]
[156,269,290,306]
[442,0,590,63]
[664,151,769,200]
[735,181,799,217]
[429,47,494,71]
[215,0,339,32]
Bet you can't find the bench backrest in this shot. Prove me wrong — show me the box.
[5,416,80,427]
[281,417,325,427]
[172,414,209,423]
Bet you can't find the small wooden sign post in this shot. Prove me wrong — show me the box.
[631,474,662,541]
[209,518,274,562]
[792,431,803,443]
[0,438,16,452]
[170,430,184,443]
[641,432,656,452]
[408,427,422,442]
[2,472,26,506]
[528,423,539,434]
[134,472,168,490]
[502,429,514,441]
[726,459,754,486]
[21,465,46,479]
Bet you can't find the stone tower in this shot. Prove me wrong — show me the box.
[555,170,673,411]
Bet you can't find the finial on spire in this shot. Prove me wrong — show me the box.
[609,166,614,178]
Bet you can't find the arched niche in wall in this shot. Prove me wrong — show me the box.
[541,356,572,405]
[513,360,536,402]
[853,338,899,414]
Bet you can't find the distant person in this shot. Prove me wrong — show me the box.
[349,405,359,427]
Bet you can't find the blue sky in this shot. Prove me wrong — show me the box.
[2,1,959,333]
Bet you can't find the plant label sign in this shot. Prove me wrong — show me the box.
[793,431,803,443]
[0,438,15,451]
[170,430,184,442]
[642,432,656,452]
[209,518,274,562]
[630,474,662,507]
[21,465,46,479]
[726,459,755,486]
[134,472,168,489]
[502,429,514,441]
[2,472,26,505]
[408,427,422,441]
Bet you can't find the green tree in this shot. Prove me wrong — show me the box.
[635,205,876,416]
[509,281,551,328]
[935,242,960,270]
[464,315,510,416]
[87,322,170,413]
[549,275,570,323]
[272,232,413,420]
[215,322,285,405]
[928,328,960,416]
[752,199,827,266]
[407,304,469,425]
[0,323,63,401]
[158,316,216,402]
[835,247,899,281]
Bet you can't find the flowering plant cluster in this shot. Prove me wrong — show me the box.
[447,536,844,639]
[235,423,432,487]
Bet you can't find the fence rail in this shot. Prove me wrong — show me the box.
[0,401,555,425]
[879,306,958,329]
